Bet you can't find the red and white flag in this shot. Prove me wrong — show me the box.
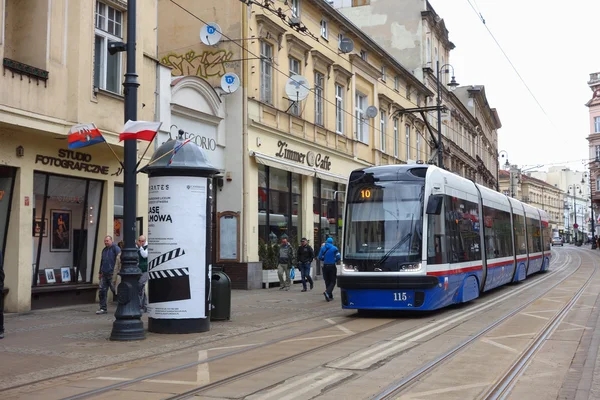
[119,120,162,142]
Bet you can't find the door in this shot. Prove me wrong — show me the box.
[73,229,88,283]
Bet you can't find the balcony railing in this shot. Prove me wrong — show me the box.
[3,58,49,86]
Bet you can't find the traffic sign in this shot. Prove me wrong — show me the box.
[573,223,579,229]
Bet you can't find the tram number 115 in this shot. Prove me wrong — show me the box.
[393,292,408,301]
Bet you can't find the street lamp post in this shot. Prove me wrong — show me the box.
[110,0,145,341]
[583,173,596,249]
[569,184,581,245]
[436,61,459,169]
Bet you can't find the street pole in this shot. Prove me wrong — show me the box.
[111,0,145,341]
[436,60,443,169]
[573,187,577,245]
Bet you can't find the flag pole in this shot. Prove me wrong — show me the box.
[136,147,175,173]
[105,141,124,168]
[135,140,153,171]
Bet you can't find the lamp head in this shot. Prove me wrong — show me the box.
[447,76,459,91]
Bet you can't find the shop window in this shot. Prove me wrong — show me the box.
[313,179,345,248]
[32,172,103,286]
[257,165,303,248]
[113,183,143,246]
[0,167,17,263]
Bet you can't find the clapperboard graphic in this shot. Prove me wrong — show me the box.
[148,247,191,303]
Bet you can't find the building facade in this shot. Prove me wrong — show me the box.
[0,0,158,311]
[587,71,600,237]
[158,0,433,288]
[334,0,501,189]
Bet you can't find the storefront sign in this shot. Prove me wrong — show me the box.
[275,140,332,171]
[170,124,217,151]
[35,149,110,175]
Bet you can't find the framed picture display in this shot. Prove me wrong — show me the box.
[50,210,71,252]
[60,267,71,283]
[45,268,56,284]
[33,218,48,237]
[217,211,240,263]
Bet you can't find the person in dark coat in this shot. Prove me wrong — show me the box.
[297,238,314,292]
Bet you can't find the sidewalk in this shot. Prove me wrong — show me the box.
[0,284,343,392]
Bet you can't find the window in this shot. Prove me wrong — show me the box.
[595,116,600,133]
[596,145,600,161]
[291,0,300,17]
[381,65,386,81]
[393,118,399,157]
[416,130,421,161]
[94,2,123,94]
[405,124,411,160]
[380,110,386,152]
[0,167,16,262]
[483,206,513,259]
[289,57,301,115]
[335,84,344,134]
[314,72,325,126]
[360,50,368,61]
[426,37,431,64]
[352,0,371,6]
[596,177,600,192]
[355,92,368,143]
[320,19,328,40]
[338,33,344,50]
[394,75,400,91]
[260,41,273,104]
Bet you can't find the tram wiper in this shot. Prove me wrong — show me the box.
[372,217,414,271]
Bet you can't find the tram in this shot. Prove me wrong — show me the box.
[337,164,552,311]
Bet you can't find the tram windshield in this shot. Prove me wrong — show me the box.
[344,181,424,268]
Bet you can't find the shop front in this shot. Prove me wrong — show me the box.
[0,128,147,312]
[247,128,370,279]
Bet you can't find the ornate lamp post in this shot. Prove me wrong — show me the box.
[436,61,459,169]
[569,184,582,245]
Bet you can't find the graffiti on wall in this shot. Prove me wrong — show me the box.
[161,49,236,78]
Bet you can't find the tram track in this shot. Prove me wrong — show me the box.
[372,248,593,400]
[7,248,574,400]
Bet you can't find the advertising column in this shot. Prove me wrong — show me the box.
[142,137,218,333]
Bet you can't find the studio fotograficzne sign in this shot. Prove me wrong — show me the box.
[275,140,332,171]
[35,149,110,175]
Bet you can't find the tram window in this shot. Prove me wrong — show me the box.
[513,214,527,255]
[483,206,512,259]
[526,217,542,253]
[445,195,481,263]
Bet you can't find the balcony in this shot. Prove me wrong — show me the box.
[3,58,49,86]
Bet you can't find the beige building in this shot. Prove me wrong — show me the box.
[498,170,564,232]
[333,0,501,190]
[0,0,158,311]
[587,72,600,237]
[158,0,433,288]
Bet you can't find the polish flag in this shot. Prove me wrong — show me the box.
[119,120,162,142]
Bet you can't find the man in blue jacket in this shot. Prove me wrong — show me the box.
[318,237,340,301]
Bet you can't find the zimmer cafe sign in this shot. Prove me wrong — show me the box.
[274,140,332,171]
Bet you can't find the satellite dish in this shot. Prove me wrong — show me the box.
[285,75,310,102]
[365,106,378,118]
[220,72,240,93]
[200,23,222,45]
[339,37,354,54]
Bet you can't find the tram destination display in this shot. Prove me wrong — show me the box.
[147,176,208,319]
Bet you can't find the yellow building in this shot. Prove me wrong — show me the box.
[0,0,158,311]
[158,0,433,288]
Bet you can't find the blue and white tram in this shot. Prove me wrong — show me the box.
[337,164,552,311]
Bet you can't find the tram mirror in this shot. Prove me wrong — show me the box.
[426,195,443,215]
[327,200,338,219]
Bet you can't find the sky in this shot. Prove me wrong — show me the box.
[429,0,599,173]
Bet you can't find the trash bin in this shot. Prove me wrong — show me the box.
[211,271,231,321]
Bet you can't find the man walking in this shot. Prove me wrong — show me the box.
[277,238,294,291]
[318,237,341,301]
[137,235,149,313]
[297,238,314,292]
[97,235,120,314]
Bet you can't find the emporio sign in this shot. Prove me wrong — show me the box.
[274,140,332,171]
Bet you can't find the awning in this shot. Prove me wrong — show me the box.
[315,170,347,185]
[250,151,315,177]
[251,151,348,184]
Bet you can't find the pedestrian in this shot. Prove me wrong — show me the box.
[318,237,341,302]
[111,241,124,299]
[0,250,5,339]
[277,238,294,291]
[137,235,149,313]
[297,238,314,292]
[97,235,120,315]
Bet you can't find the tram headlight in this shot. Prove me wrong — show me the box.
[342,263,358,272]
[399,263,422,272]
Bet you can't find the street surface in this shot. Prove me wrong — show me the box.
[2,246,600,399]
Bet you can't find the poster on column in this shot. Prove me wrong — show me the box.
[147,175,207,319]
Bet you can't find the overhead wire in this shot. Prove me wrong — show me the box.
[465,0,558,131]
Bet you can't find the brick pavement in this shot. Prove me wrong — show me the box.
[0,283,343,392]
